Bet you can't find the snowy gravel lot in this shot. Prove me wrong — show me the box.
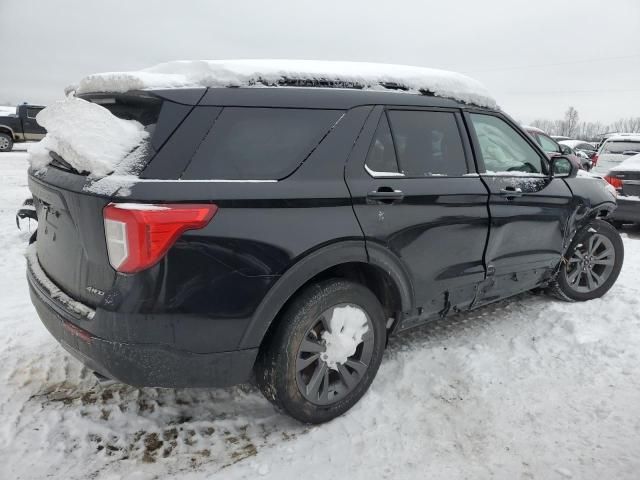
[1,146,639,479]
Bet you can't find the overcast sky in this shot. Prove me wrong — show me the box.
[1,0,639,124]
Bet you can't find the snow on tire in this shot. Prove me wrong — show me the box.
[254,279,386,424]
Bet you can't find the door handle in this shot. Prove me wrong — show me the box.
[366,187,404,205]
[499,186,523,198]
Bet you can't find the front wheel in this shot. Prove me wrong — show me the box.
[255,279,386,424]
[551,219,624,301]
[0,133,13,152]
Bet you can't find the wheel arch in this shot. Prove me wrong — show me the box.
[564,200,616,255]
[238,240,413,350]
[0,124,16,139]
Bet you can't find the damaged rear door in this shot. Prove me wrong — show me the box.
[345,105,489,327]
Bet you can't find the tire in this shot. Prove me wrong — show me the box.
[550,219,624,302]
[0,133,13,152]
[255,279,386,424]
[609,220,624,229]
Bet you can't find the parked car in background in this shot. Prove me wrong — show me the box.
[600,153,640,225]
[592,134,640,175]
[0,104,46,152]
[523,126,591,170]
[559,139,598,161]
[595,132,639,150]
[551,135,573,142]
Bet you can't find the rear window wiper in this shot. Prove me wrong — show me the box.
[49,151,87,175]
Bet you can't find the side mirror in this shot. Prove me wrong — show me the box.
[549,156,578,178]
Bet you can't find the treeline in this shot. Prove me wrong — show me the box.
[529,107,640,141]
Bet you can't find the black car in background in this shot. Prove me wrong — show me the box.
[27,82,622,423]
[0,104,46,151]
[599,153,640,225]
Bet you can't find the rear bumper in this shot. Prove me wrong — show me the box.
[612,197,640,223]
[27,254,258,388]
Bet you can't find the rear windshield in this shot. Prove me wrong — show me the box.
[183,107,343,180]
[602,140,640,154]
[72,93,186,176]
[86,94,162,126]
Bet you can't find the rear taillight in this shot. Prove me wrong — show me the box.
[103,203,217,273]
[592,154,598,166]
[603,175,623,190]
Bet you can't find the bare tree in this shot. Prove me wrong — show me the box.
[530,119,556,133]
[611,117,640,133]
[563,106,579,137]
[527,108,640,141]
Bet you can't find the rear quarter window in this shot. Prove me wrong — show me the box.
[26,107,43,119]
[183,107,344,180]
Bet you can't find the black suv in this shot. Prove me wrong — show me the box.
[27,85,623,424]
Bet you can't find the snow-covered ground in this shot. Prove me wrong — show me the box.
[1,146,640,479]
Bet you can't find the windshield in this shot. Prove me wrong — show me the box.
[601,140,640,154]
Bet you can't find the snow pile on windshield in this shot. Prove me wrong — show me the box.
[74,59,497,108]
[612,152,640,172]
[28,97,149,177]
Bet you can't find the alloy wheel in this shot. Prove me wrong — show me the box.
[295,303,375,406]
[565,233,616,293]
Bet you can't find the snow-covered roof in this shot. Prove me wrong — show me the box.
[611,153,640,172]
[559,140,594,148]
[604,132,640,138]
[0,105,16,116]
[73,59,497,109]
[605,134,640,142]
[522,125,545,134]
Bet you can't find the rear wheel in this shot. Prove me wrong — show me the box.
[0,133,13,152]
[551,219,624,301]
[255,279,386,424]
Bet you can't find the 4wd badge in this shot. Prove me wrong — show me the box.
[86,286,105,296]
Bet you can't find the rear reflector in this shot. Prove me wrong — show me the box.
[103,203,217,273]
[604,175,623,190]
[63,319,93,344]
[592,154,598,166]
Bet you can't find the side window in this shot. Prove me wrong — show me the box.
[537,133,561,154]
[387,110,467,177]
[470,114,545,174]
[365,113,401,175]
[183,107,344,180]
[26,107,42,119]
